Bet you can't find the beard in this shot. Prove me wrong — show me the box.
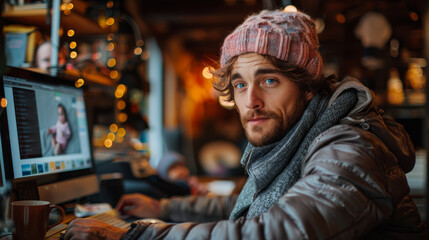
[239,101,307,147]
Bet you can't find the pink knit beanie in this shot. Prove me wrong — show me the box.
[220,10,323,82]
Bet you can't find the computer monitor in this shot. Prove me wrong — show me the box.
[1,67,99,204]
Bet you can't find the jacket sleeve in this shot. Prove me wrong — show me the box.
[160,195,239,222]
[124,126,398,240]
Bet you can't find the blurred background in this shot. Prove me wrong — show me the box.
[1,0,428,221]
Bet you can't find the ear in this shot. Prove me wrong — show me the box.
[305,90,314,101]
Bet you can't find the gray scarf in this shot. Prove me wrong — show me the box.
[230,89,358,219]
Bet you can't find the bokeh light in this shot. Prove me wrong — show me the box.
[109,124,118,133]
[75,78,84,88]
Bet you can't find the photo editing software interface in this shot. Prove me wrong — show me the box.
[3,74,92,180]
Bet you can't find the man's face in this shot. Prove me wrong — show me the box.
[231,53,313,146]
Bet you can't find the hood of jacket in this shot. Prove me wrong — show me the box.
[329,77,415,173]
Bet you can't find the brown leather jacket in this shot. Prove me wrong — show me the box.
[124,78,427,239]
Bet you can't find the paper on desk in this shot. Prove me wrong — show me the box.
[74,203,112,217]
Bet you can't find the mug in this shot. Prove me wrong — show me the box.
[11,200,65,240]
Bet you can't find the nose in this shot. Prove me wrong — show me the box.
[245,86,264,110]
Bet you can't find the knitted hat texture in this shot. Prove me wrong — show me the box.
[220,10,323,82]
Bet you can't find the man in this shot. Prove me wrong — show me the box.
[64,9,427,240]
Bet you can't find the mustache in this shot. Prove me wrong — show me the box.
[241,110,280,123]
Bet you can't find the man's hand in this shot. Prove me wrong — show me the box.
[116,193,161,219]
[63,218,128,240]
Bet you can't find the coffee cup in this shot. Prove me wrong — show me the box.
[11,200,65,240]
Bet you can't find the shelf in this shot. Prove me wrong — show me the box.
[65,68,114,86]
[19,67,114,87]
[2,3,107,35]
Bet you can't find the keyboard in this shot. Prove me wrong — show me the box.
[45,209,132,239]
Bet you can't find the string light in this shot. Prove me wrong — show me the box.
[70,51,78,59]
[60,3,67,11]
[104,139,113,148]
[109,70,120,80]
[117,100,126,110]
[106,42,115,51]
[134,47,143,55]
[69,41,77,49]
[410,12,419,21]
[117,128,126,137]
[0,98,7,108]
[109,124,118,132]
[136,40,144,47]
[67,29,75,37]
[118,112,128,122]
[106,17,115,26]
[66,3,74,10]
[107,132,116,141]
[115,89,125,98]
[107,58,116,67]
[336,13,346,24]
[202,66,214,79]
[283,5,297,13]
[75,78,84,88]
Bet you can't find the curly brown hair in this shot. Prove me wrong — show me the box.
[212,55,336,103]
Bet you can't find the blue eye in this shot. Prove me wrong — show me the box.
[235,83,246,89]
[265,78,275,84]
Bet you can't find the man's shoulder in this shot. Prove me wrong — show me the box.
[312,123,379,148]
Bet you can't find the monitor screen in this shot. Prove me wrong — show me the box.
[1,67,98,204]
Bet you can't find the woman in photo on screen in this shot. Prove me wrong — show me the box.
[47,103,71,155]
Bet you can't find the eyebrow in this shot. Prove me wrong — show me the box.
[231,68,282,82]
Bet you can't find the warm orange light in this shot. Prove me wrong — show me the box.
[107,132,116,141]
[107,58,116,67]
[283,5,297,13]
[410,12,419,21]
[136,40,144,47]
[118,113,128,122]
[107,1,114,8]
[109,124,118,133]
[336,13,346,24]
[104,139,113,148]
[117,100,126,110]
[106,42,115,51]
[69,41,77,49]
[106,17,115,26]
[60,3,67,11]
[67,29,75,37]
[107,33,114,41]
[116,136,124,143]
[0,98,7,108]
[109,70,119,79]
[75,78,84,88]
[117,128,126,137]
[70,51,78,59]
[134,47,143,55]
[117,84,127,92]
[202,66,214,79]
[115,89,124,98]
[66,3,74,10]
